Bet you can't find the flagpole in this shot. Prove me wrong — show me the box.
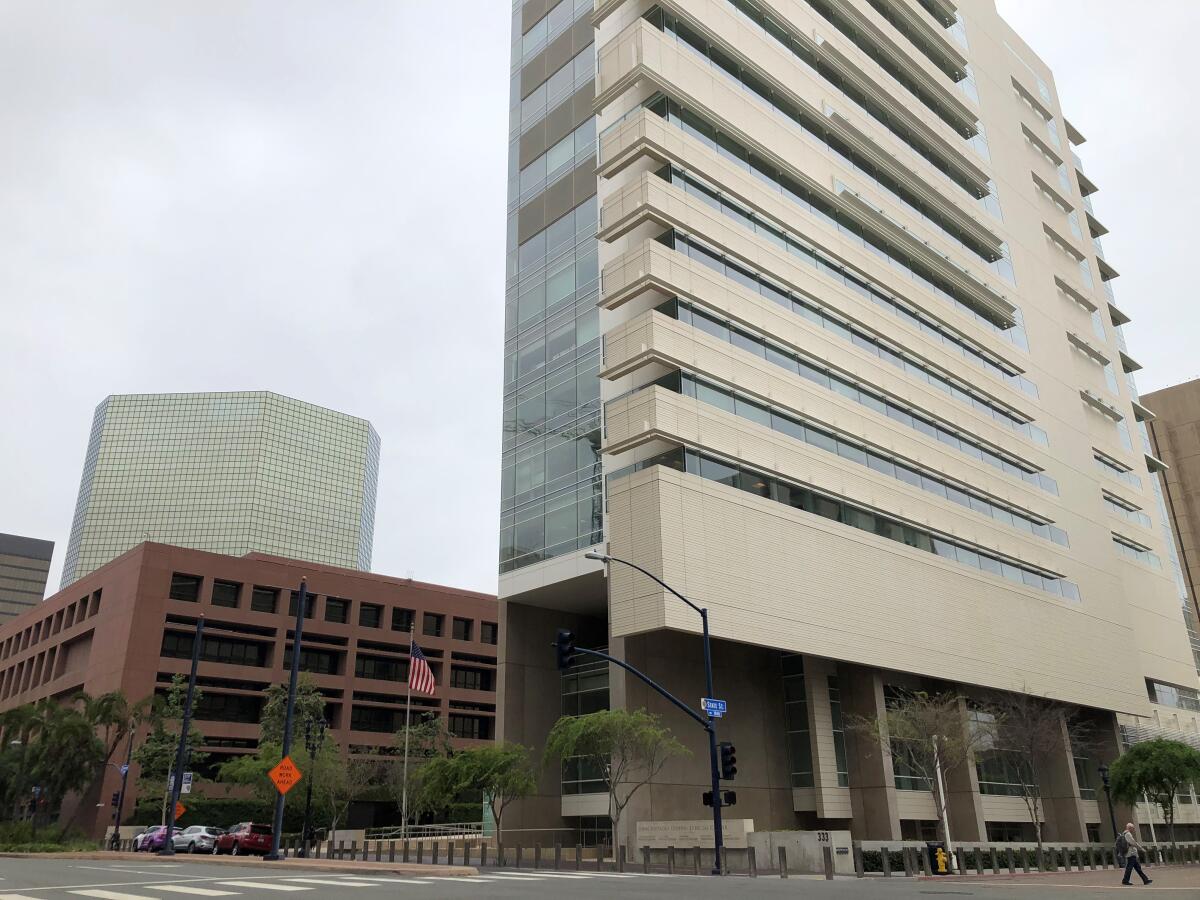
[400,623,413,839]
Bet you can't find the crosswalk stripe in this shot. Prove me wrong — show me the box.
[484,875,549,881]
[514,873,592,879]
[215,883,310,892]
[0,894,42,899]
[281,880,377,888]
[334,879,433,884]
[430,877,493,883]
[71,891,160,900]
[142,888,238,897]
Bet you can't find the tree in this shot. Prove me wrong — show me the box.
[417,744,535,842]
[30,700,105,837]
[387,716,453,827]
[847,690,994,851]
[220,739,346,833]
[259,677,327,747]
[544,709,688,848]
[0,703,44,821]
[1109,739,1200,847]
[987,692,1095,857]
[58,691,149,834]
[132,675,207,825]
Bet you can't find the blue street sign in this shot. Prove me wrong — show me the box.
[702,698,727,718]
[120,764,129,777]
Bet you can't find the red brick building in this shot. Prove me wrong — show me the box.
[0,542,498,837]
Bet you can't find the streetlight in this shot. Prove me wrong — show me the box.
[1099,764,1118,839]
[297,718,327,857]
[584,551,726,875]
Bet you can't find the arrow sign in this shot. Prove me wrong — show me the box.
[174,801,186,820]
[702,698,727,718]
[269,755,303,795]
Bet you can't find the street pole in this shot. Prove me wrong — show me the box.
[1099,765,1118,839]
[159,615,204,856]
[933,735,957,873]
[266,578,308,861]
[110,724,135,850]
[584,552,724,875]
[298,718,325,857]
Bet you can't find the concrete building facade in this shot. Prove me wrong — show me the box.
[499,0,1200,848]
[0,533,53,621]
[62,392,380,588]
[0,543,497,837]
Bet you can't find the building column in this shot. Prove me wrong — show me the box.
[839,663,901,840]
[1095,713,1136,841]
[944,698,987,843]
[805,656,852,823]
[1040,712,1088,842]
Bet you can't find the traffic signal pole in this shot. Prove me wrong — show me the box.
[159,615,204,856]
[266,578,308,861]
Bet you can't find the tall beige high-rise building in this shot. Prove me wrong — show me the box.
[62,392,379,587]
[500,0,1200,847]
[0,534,53,620]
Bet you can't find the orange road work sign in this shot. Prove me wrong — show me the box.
[175,801,186,820]
[269,755,303,795]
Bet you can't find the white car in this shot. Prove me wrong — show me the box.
[171,825,225,853]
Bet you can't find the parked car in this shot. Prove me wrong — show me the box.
[133,825,177,852]
[171,825,225,853]
[213,822,273,856]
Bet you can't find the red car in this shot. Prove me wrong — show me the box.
[213,822,273,856]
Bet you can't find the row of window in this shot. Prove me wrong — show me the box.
[654,165,1034,398]
[349,705,492,739]
[167,573,496,643]
[641,370,1068,545]
[644,95,1029,352]
[656,297,1054,493]
[1146,678,1200,713]
[657,229,1049,448]
[1102,493,1151,530]
[518,0,588,63]
[0,589,100,662]
[650,5,1011,271]
[1112,534,1162,570]
[1094,451,1142,490]
[609,447,1081,600]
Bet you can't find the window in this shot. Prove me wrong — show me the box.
[448,714,491,740]
[1074,756,1096,800]
[350,705,396,733]
[250,586,279,614]
[423,613,444,637]
[828,676,849,787]
[481,622,498,645]
[287,591,315,619]
[781,653,813,788]
[355,654,408,683]
[359,603,383,629]
[450,667,493,692]
[193,693,262,724]
[169,574,202,603]
[160,631,269,668]
[282,646,340,676]
[211,580,240,608]
[324,597,349,624]
[452,618,473,641]
[391,608,415,632]
[1146,679,1200,712]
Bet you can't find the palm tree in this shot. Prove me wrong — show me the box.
[29,700,104,838]
[58,691,146,834]
[0,704,44,822]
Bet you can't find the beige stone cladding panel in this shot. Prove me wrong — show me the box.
[605,379,1067,580]
[606,467,1147,715]
[597,17,1002,288]
[803,655,853,820]
[980,795,1038,823]
[895,791,938,822]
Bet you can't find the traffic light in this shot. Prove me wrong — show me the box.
[719,742,737,780]
[722,790,737,807]
[702,790,714,807]
[554,629,577,670]
[111,792,120,806]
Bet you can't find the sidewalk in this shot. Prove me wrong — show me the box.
[0,851,477,877]
[923,863,1200,889]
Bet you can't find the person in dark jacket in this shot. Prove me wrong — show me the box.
[1120,823,1152,886]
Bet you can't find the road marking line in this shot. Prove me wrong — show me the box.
[215,884,310,893]
[332,879,433,884]
[142,888,238,897]
[0,894,42,900]
[280,881,377,888]
[71,891,160,900]
[428,877,495,883]
[514,873,592,879]
[483,875,550,881]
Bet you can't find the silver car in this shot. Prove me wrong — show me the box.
[171,825,225,853]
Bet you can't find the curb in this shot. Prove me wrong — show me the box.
[0,851,477,877]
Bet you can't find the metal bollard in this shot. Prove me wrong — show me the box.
[721,846,728,875]
[1088,846,1096,870]
[778,845,788,879]
[416,840,423,865]
[919,846,930,876]
[375,840,381,862]
[748,846,757,878]
[497,843,504,867]
[881,846,891,877]
[515,843,521,869]
[448,841,456,866]
[534,842,541,869]
[642,845,650,875]
[575,843,582,871]
[1021,847,1030,873]
[388,840,395,863]
[618,844,625,873]
[1007,847,1015,874]
[823,845,834,880]
[554,843,562,870]
[402,839,410,863]
[990,847,999,873]
[433,841,441,865]
[902,847,913,877]
[975,848,984,874]
[667,846,675,875]
[853,843,864,878]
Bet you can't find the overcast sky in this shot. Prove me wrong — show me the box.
[2,1,1196,598]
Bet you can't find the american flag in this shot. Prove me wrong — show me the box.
[408,641,436,695]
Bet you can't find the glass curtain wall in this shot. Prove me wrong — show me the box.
[501,0,603,574]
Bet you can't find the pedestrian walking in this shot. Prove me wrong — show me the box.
[1116,822,1152,886]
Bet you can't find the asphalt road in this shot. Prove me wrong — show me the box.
[1,857,1198,898]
